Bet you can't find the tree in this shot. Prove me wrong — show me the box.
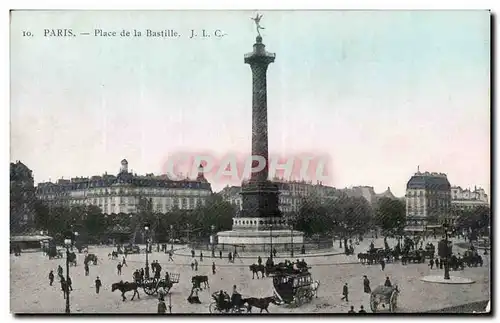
[455,205,490,235]
[374,197,406,235]
[295,196,332,237]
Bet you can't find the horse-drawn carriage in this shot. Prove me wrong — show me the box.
[358,248,389,265]
[272,272,319,307]
[121,244,141,254]
[141,272,180,296]
[370,285,399,313]
[209,291,248,314]
[401,250,426,264]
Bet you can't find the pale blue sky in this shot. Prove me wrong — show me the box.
[10,10,490,196]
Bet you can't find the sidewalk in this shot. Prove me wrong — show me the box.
[172,246,345,259]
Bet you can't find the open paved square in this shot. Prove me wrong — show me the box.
[10,237,490,314]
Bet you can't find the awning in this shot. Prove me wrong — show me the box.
[404,228,425,232]
[11,235,53,242]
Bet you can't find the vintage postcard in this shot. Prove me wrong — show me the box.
[10,10,491,314]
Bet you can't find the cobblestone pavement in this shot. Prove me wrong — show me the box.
[10,237,490,314]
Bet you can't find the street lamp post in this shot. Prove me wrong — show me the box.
[270,224,273,260]
[290,222,294,258]
[443,220,450,280]
[170,225,174,249]
[211,225,216,258]
[64,230,77,314]
[144,224,150,269]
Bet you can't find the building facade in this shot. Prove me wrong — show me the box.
[220,179,343,216]
[405,171,451,232]
[36,159,213,215]
[10,161,37,233]
[342,186,396,205]
[451,186,489,211]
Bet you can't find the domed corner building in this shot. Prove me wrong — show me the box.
[404,170,452,238]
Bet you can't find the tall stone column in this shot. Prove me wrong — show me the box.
[239,35,281,222]
[245,35,275,182]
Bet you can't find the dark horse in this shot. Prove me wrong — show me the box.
[243,297,277,313]
[192,275,209,289]
[109,251,118,260]
[249,264,266,279]
[111,281,140,301]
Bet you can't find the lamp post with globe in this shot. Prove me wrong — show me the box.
[270,224,274,260]
[64,229,78,314]
[439,220,451,280]
[144,223,150,269]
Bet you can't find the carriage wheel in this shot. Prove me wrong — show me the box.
[389,292,398,312]
[209,302,217,314]
[143,282,157,296]
[370,294,377,313]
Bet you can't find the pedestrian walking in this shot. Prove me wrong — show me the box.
[429,258,434,269]
[341,283,348,301]
[258,256,262,266]
[191,260,195,271]
[273,248,277,258]
[191,249,195,258]
[168,250,174,261]
[219,250,223,259]
[384,277,392,287]
[95,276,102,294]
[380,258,386,271]
[358,305,367,313]
[122,256,127,267]
[200,251,203,262]
[157,295,167,314]
[195,259,198,271]
[348,305,356,313]
[435,258,440,269]
[363,275,371,294]
[85,263,90,276]
[140,268,145,282]
[49,270,54,286]
[117,263,122,275]
[212,262,216,275]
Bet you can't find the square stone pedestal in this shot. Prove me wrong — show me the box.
[217,228,304,252]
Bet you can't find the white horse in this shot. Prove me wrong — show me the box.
[310,280,320,298]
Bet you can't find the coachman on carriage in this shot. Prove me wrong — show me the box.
[370,285,399,313]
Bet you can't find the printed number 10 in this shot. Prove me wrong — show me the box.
[22,31,32,37]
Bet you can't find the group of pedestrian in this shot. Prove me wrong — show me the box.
[341,275,393,313]
[348,305,367,314]
[49,265,102,296]
[429,257,443,270]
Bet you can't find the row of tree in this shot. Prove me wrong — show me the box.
[32,192,490,244]
[33,194,236,244]
[293,195,374,237]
